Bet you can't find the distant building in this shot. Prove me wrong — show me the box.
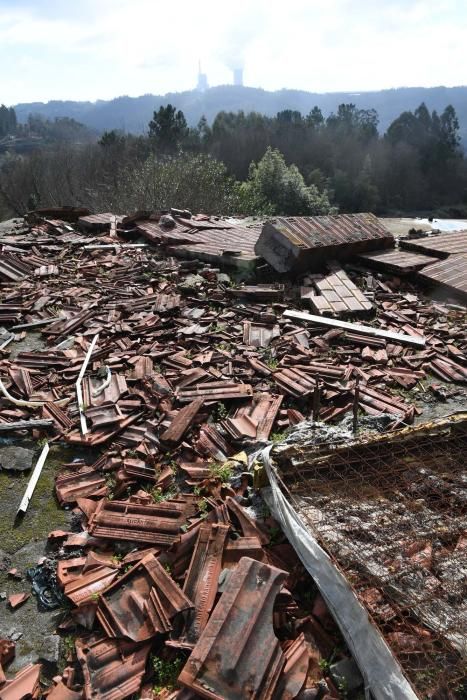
[196,61,209,92]
[233,68,244,86]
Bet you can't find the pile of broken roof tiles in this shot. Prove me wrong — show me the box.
[0,208,466,699]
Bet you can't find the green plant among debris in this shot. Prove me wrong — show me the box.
[62,635,75,657]
[152,655,184,695]
[197,498,209,518]
[270,430,288,444]
[215,402,228,420]
[150,486,176,503]
[105,473,116,500]
[209,462,233,482]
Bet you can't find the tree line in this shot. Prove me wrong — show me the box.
[1,101,466,219]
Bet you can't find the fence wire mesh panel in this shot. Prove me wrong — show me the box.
[274,414,467,699]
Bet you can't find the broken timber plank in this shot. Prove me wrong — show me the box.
[283,310,426,347]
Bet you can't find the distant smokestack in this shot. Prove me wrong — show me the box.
[196,59,209,92]
[233,68,243,86]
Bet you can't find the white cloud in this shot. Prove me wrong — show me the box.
[0,0,466,103]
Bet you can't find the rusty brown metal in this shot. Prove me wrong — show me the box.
[273,367,315,397]
[97,553,193,641]
[75,635,150,700]
[178,557,288,700]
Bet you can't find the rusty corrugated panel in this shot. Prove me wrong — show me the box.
[8,367,33,398]
[256,213,394,273]
[176,382,253,402]
[358,248,438,273]
[42,402,75,431]
[14,351,69,369]
[178,557,288,700]
[76,635,150,700]
[88,497,197,547]
[176,523,229,648]
[417,254,467,299]
[161,399,204,444]
[400,230,467,257]
[97,553,193,641]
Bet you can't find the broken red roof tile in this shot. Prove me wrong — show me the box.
[161,399,204,444]
[173,523,229,648]
[178,557,288,699]
[8,592,29,609]
[0,663,41,700]
[88,497,197,547]
[75,635,150,700]
[97,553,192,641]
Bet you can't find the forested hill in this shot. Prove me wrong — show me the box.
[14,85,467,141]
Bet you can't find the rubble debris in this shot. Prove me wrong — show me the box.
[0,207,465,700]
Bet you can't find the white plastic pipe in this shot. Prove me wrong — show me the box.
[76,334,99,435]
[17,443,50,515]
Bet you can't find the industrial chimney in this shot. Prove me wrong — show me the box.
[233,68,243,86]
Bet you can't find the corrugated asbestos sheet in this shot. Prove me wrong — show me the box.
[417,254,467,299]
[400,231,467,257]
[358,248,438,273]
[255,213,394,272]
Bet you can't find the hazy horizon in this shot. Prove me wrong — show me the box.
[1,0,466,105]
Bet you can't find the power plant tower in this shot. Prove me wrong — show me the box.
[233,68,244,86]
[196,60,208,92]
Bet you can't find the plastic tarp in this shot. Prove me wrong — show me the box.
[260,444,418,700]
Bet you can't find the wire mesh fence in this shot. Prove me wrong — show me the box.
[274,414,467,698]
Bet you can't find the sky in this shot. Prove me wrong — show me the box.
[0,0,466,105]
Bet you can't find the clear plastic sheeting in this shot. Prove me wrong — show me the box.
[260,444,418,700]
